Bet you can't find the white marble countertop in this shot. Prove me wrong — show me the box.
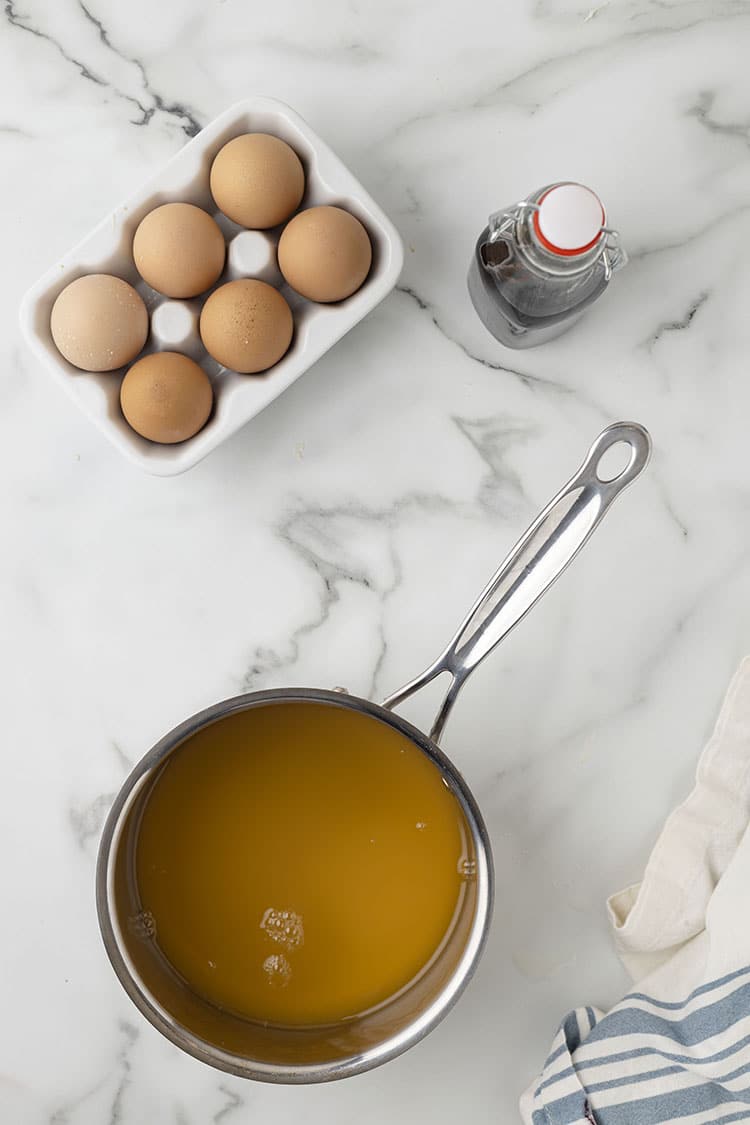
[4,1,750,1121]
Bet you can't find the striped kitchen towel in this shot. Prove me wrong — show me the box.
[521,658,750,1125]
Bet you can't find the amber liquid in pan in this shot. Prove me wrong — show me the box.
[135,702,470,1027]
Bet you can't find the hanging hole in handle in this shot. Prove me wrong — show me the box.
[595,440,634,482]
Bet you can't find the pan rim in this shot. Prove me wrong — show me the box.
[95,686,494,1083]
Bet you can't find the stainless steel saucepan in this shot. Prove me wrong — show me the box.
[96,421,651,1083]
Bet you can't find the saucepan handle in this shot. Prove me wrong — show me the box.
[381,422,651,743]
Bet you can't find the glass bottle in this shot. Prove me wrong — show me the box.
[467,182,627,349]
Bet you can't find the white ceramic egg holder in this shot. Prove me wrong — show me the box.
[19,98,404,476]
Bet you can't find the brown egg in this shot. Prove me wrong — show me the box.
[210,133,305,229]
[121,352,213,444]
[50,274,148,372]
[199,280,293,373]
[133,203,225,298]
[278,205,372,303]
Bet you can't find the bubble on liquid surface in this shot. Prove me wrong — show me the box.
[128,910,157,940]
[260,907,304,949]
[416,821,427,830]
[458,857,477,880]
[263,953,291,987]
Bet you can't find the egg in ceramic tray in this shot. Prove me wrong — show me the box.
[19,98,404,475]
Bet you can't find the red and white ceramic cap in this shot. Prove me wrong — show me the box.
[533,183,605,257]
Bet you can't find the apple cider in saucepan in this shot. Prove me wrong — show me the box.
[135,701,472,1026]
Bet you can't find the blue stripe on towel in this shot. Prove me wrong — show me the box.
[532,968,750,1123]
[542,1081,744,1125]
[624,966,750,1012]
[544,1042,568,1069]
[537,1064,683,1100]
[585,981,750,1048]
[564,1010,582,1047]
[545,1027,750,1090]
[591,1082,748,1125]
[585,1065,683,1093]
[538,1041,750,1099]
[578,1030,750,1071]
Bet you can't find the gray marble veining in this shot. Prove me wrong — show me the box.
[3,0,750,1120]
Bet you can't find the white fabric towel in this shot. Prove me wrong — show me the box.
[521,658,750,1125]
